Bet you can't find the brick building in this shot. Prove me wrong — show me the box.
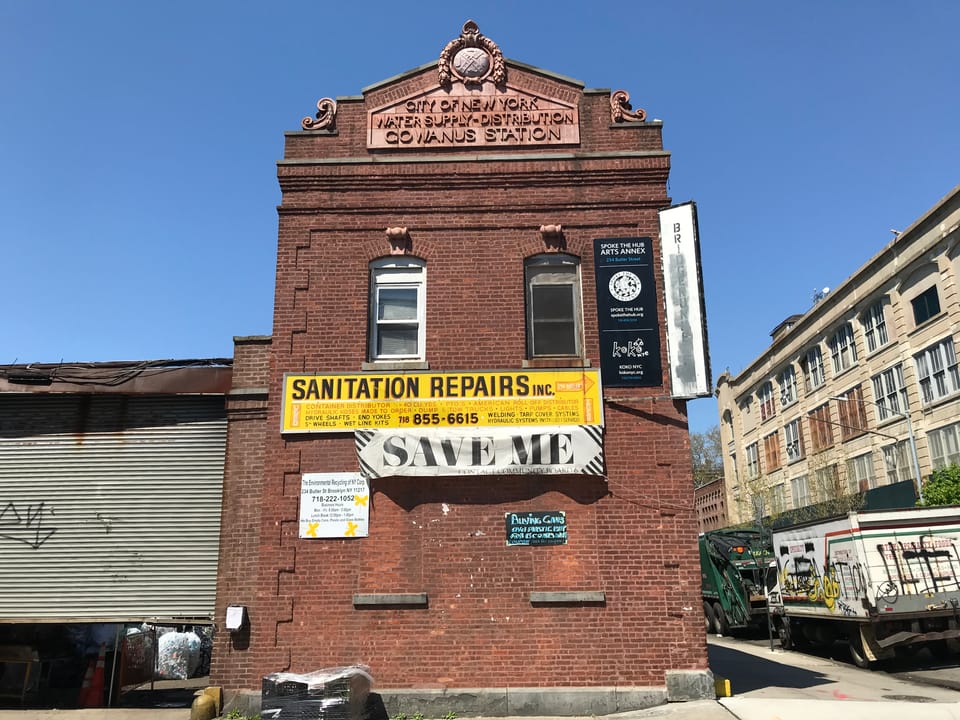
[212,22,711,715]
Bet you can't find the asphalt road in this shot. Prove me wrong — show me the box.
[708,632,960,703]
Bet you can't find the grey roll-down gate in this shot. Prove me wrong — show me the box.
[0,394,226,622]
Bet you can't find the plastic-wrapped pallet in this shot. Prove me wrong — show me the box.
[261,665,373,720]
[156,631,202,680]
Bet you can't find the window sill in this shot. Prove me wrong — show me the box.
[523,357,591,369]
[361,360,430,371]
[908,311,948,336]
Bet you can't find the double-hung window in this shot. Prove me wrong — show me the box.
[928,422,960,469]
[763,431,781,472]
[525,254,582,358]
[808,404,834,452]
[790,475,810,507]
[915,338,960,405]
[801,346,825,391]
[778,366,797,408]
[758,381,775,421]
[745,443,760,480]
[836,385,868,441]
[829,323,857,374]
[784,419,804,462]
[846,452,875,492]
[369,258,426,362]
[871,364,908,421]
[883,440,913,484]
[862,301,888,353]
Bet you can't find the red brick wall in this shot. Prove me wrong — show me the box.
[213,63,706,691]
[210,336,271,689]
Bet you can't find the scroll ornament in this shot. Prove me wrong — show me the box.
[302,97,337,131]
[610,90,647,123]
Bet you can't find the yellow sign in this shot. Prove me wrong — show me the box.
[282,369,602,434]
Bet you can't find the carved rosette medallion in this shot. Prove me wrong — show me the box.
[610,90,647,124]
[438,20,506,87]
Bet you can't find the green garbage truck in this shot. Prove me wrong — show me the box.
[699,528,772,635]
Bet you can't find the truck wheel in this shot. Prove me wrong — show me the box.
[713,602,730,635]
[703,601,717,634]
[848,634,872,669]
[777,618,795,650]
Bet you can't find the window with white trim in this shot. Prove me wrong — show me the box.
[914,337,960,405]
[758,381,776,421]
[928,422,960,469]
[525,253,582,358]
[801,346,825,391]
[790,475,810,507]
[369,258,426,362]
[862,301,889,353]
[778,365,797,408]
[883,440,913,484]
[829,323,858,374]
[846,452,876,492]
[784,419,804,462]
[771,484,785,513]
[814,464,841,501]
[745,443,760,480]
[871,364,908,421]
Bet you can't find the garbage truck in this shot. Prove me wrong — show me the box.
[766,506,960,667]
[699,528,772,635]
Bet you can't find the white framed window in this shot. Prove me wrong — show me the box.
[846,452,876,492]
[369,258,426,362]
[914,337,960,405]
[928,422,960,469]
[814,464,841,501]
[829,323,858,374]
[525,253,582,358]
[779,365,797,407]
[758,381,775,421]
[801,346,825,391]
[862,301,889,353]
[883,440,913,484]
[745,442,760,479]
[871,364,908,421]
[771,484,785,513]
[784,419,804,462]
[790,475,810,507]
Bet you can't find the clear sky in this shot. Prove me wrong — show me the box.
[2,2,958,434]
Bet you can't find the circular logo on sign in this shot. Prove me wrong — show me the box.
[609,271,641,302]
[453,47,491,79]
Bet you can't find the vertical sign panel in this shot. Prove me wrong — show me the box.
[658,203,712,398]
[299,472,369,539]
[593,238,663,387]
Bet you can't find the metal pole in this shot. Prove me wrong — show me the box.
[904,410,924,504]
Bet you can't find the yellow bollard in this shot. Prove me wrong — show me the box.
[714,676,732,697]
[190,690,217,720]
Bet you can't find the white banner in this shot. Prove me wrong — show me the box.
[355,425,604,478]
[298,472,369,538]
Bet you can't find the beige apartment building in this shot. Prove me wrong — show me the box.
[716,184,960,526]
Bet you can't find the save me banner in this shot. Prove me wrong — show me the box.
[356,425,604,478]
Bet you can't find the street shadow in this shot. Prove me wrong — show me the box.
[708,643,833,693]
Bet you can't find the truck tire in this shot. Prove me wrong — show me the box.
[777,617,795,650]
[703,601,717,634]
[848,634,872,669]
[713,602,730,635]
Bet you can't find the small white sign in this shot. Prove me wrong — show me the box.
[299,472,369,539]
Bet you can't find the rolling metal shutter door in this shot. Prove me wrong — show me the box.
[0,394,226,621]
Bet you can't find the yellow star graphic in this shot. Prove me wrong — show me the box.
[306,522,319,538]
[354,494,369,506]
[345,522,358,537]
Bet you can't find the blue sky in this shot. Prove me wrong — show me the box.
[2,2,958,434]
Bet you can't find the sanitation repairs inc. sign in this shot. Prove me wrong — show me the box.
[281,369,602,434]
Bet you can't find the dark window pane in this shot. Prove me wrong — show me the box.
[377,326,418,355]
[531,285,576,355]
[912,286,940,325]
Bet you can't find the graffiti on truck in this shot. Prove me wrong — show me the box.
[778,530,960,613]
[876,534,960,598]
[0,500,58,549]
